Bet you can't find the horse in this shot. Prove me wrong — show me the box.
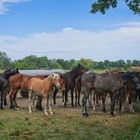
[52,64,88,107]
[62,64,88,107]
[81,72,140,116]
[9,73,48,109]
[28,74,61,115]
[9,72,65,110]
[0,68,19,109]
[36,73,65,109]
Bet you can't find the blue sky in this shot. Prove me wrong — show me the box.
[0,0,140,61]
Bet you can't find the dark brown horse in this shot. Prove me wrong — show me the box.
[63,64,88,107]
[0,68,19,109]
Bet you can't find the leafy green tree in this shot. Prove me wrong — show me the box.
[79,58,94,69]
[90,0,140,15]
[132,59,140,66]
[36,56,49,69]
[48,59,62,69]
[126,59,132,67]
[115,59,126,68]
[0,52,12,70]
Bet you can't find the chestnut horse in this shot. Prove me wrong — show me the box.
[9,72,65,109]
[9,73,47,109]
[28,74,61,115]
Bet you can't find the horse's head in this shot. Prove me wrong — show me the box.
[58,74,65,90]
[52,73,61,89]
[77,64,88,75]
[2,68,19,79]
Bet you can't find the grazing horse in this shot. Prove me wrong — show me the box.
[0,68,19,109]
[81,72,139,116]
[63,64,88,107]
[28,74,61,115]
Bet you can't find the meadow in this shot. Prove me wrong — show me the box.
[0,97,139,140]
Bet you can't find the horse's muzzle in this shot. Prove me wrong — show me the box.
[55,85,61,90]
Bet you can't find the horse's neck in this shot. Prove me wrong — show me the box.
[69,69,79,79]
[3,71,16,79]
[44,78,54,88]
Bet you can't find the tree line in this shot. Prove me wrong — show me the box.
[0,51,140,71]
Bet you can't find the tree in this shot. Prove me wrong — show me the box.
[79,58,94,69]
[0,52,11,70]
[90,0,140,15]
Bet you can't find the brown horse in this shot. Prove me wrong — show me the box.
[9,72,65,109]
[28,74,61,115]
[9,73,48,109]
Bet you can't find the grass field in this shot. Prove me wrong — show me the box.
[0,97,140,140]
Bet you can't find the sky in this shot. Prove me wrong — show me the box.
[0,0,140,61]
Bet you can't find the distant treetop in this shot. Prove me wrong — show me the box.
[90,0,140,15]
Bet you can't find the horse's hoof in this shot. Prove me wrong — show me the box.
[50,112,54,115]
[83,113,89,117]
[15,107,20,111]
[102,110,107,113]
[72,104,74,107]
[36,107,43,111]
[45,113,49,116]
[111,113,115,117]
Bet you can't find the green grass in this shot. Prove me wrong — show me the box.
[0,107,139,140]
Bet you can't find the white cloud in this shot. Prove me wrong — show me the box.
[0,22,140,61]
[0,0,30,14]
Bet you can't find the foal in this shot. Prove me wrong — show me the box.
[28,74,61,115]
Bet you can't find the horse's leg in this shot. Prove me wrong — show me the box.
[44,96,48,116]
[53,87,59,105]
[119,89,124,113]
[75,87,78,106]
[102,94,107,112]
[92,91,96,111]
[62,90,65,103]
[89,91,93,109]
[82,88,90,116]
[110,90,120,116]
[0,90,4,109]
[48,94,54,115]
[128,91,136,113]
[10,89,18,108]
[71,88,74,107]
[32,94,36,112]
[28,90,32,113]
[77,85,81,106]
[4,98,8,106]
[13,92,19,109]
[64,88,69,107]
[36,95,43,110]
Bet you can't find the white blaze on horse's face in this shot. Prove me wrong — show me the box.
[53,74,61,89]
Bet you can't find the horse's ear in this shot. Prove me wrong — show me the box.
[16,68,19,72]
[78,63,81,67]
[59,73,63,78]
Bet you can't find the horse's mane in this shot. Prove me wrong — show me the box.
[45,74,53,81]
[52,73,60,79]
